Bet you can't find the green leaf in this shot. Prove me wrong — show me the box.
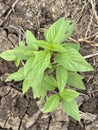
[63,43,80,51]
[0,50,16,61]
[22,79,31,94]
[56,65,67,92]
[47,67,55,74]
[27,51,51,88]
[25,30,38,50]
[37,40,66,52]
[42,75,57,91]
[24,56,35,76]
[62,100,80,121]
[49,43,66,52]
[43,94,59,112]
[64,20,75,41]
[44,18,70,43]
[55,47,93,72]
[14,57,21,67]
[32,83,47,98]
[36,40,50,49]
[6,67,25,81]
[67,72,86,90]
[60,89,79,102]
[14,41,34,60]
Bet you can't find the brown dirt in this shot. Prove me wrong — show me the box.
[0,0,98,130]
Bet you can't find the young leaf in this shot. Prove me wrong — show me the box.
[60,89,79,102]
[14,41,34,60]
[24,56,35,76]
[22,79,31,94]
[56,65,67,92]
[36,40,50,49]
[43,94,59,113]
[42,75,57,91]
[44,18,70,44]
[63,43,80,51]
[0,50,16,61]
[32,83,47,98]
[67,72,86,90]
[14,57,21,67]
[64,20,75,41]
[27,51,51,88]
[55,47,93,72]
[49,43,66,52]
[37,40,66,52]
[25,30,37,50]
[6,67,25,81]
[62,100,80,121]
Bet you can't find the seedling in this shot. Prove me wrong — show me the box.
[0,18,93,121]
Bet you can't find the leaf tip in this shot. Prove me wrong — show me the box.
[5,77,11,82]
[22,90,26,95]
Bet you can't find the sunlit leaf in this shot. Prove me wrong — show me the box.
[32,83,47,98]
[44,18,74,43]
[62,100,80,121]
[0,50,16,61]
[14,42,34,60]
[56,65,67,92]
[43,94,59,112]
[60,89,79,102]
[64,20,75,40]
[55,47,93,72]
[14,57,21,67]
[42,75,57,91]
[67,72,86,90]
[37,40,66,52]
[24,56,35,76]
[6,67,25,81]
[27,51,51,88]
[22,79,31,94]
[25,30,38,50]
[63,43,80,51]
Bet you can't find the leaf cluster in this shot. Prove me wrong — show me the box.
[0,18,93,121]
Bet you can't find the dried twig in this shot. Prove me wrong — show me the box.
[80,111,97,121]
[69,37,80,44]
[84,52,98,59]
[78,38,98,46]
[85,14,93,38]
[86,32,98,39]
[5,0,20,19]
[90,0,98,24]
[76,2,86,23]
